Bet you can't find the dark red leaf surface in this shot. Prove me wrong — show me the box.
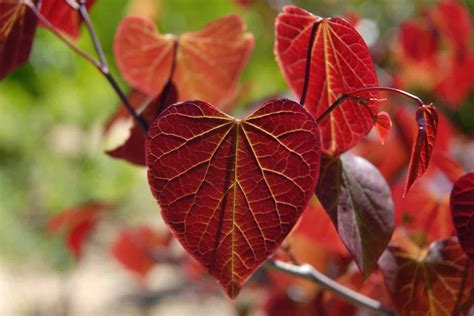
[114,15,254,106]
[0,1,38,79]
[404,104,438,196]
[106,83,177,166]
[275,6,379,155]
[47,203,109,258]
[315,153,394,277]
[112,226,171,278]
[398,20,438,63]
[146,99,321,298]
[450,172,474,260]
[40,0,96,38]
[380,237,474,315]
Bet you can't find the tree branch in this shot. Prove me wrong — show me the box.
[266,259,395,316]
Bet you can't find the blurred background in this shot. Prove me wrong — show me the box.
[1,0,473,315]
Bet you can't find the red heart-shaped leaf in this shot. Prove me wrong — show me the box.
[275,6,379,155]
[39,0,96,38]
[450,172,474,260]
[380,237,474,315]
[112,226,172,278]
[114,15,254,106]
[315,153,394,277]
[404,104,438,196]
[0,1,38,79]
[146,99,321,298]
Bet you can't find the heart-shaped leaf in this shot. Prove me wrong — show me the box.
[315,153,394,277]
[380,237,474,315]
[114,15,254,106]
[275,6,379,155]
[112,226,172,278]
[404,104,438,196]
[0,1,38,79]
[39,0,96,38]
[146,99,321,298]
[450,172,474,260]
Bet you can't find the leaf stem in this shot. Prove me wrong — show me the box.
[316,87,425,124]
[299,21,320,106]
[155,38,179,117]
[266,259,395,316]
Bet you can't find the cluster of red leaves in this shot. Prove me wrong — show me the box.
[396,0,474,108]
[2,0,474,314]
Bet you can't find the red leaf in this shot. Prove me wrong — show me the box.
[106,83,177,166]
[450,172,474,260]
[380,237,474,315]
[404,104,438,196]
[430,0,472,52]
[315,154,394,277]
[275,6,379,155]
[114,15,254,106]
[146,99,321,298]
[48,203,109,258]
[103,89,150,132]
[40,0,96,38]
[112,226,171,278]
[393,182,453,242]
[398,20,438,63]
[0,1,38,79]
[375,111,392,145]
[264,291,323,316]
[431,151,465,184]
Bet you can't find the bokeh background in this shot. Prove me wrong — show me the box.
[1,0,473,315]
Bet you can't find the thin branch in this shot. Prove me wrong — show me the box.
[316,86,425,124]
[155,38,179,117]
[299,21,320,106]
[266,259,395,316]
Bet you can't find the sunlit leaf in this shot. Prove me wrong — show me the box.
[275,5,379,155]
[0,1,38,79]
[114,15,254,106]
[47,203,109,258]
[315,153,394,277]
[404,104,438,196]
[39,0,96,38]
[450,172,474,260]
[380,237,474,315]
[375,111,392,145]
[112,226,172,278]
[146,99,321,298]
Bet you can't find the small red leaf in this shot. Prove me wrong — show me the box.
[48,203,109,258]
[104,89,150,132]
[404,104,438,196]
[39,0,96,38]
[106,83,177,166]
[380,237,474,315]
[430,0,472,52]
[0,1,38,79]
[315,154,394,277]
[146,99,321,298]
[114,15,254,106]
[112,226,171,278]
[275,6,379,155]
[375,111,392,145]
[450,172,474,260]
